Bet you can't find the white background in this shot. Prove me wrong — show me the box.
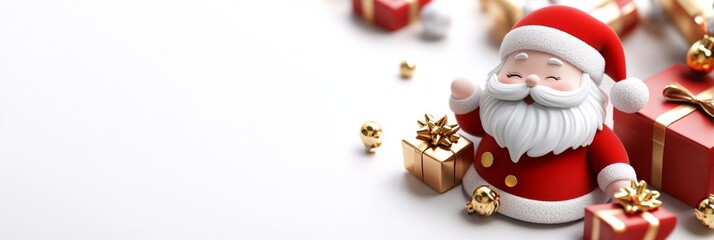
[0,0,712,239]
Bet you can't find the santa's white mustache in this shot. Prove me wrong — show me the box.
[486,73,591,108]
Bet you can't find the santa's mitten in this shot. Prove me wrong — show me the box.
[449,78,482,114]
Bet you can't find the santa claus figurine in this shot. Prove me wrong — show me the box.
[450,6,649,224]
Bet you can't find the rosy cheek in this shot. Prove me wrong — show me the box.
[498,75,520,84]
[541,80,579,91]
[548,83,577,91]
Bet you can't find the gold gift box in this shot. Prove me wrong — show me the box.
[402,136,474,193]
[481,0,638,43]
[660,0,714,44]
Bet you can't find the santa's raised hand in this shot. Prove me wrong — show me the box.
[450,78,476,100]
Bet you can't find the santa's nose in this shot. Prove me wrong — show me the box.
[525,74,540,87]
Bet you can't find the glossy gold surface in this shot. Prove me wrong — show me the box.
[589,1,624,32]
[593,209,627,240]
[361,0,374,23]
[402,114,473,193]
[415,114,460,148]
[401,136,473,193]
[466,185,500,216]
[483,0,637,43]
[400,60,416,79]
[482,0,522,43]
[406,0,419,24]
[642,212,661,240]
[360,121,382,152]
[687,35,714,74]
[652,84,714,187]
[361,0,421,25]
[695,194,714,229]
[481,151,493,168]
[660,0,713,44]
[504,175,517,187]
[591,210,660,240]
[613,180,662,215]
[663,83,714,117]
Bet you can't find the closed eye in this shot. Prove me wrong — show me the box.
[546,76,561,81]
[506,72,522,78]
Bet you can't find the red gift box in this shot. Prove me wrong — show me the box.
[613,64,714,207]
[353,0,432,31]
[584,204,676,240]
[481,0,639,42]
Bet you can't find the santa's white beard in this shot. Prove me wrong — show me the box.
[480,73,607,162]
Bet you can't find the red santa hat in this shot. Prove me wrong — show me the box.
[499,6,648,113]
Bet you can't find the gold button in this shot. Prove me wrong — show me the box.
[481,152,493,168]
[505,175,517,187]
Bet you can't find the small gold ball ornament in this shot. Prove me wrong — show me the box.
[687,35,714,74]
[695,194,714,229]
[400,60,416,79]
[466,185,500,216]
[359,121,383,152]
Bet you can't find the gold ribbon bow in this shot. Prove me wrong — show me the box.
[416,114,460,148]
[592,180,663,240]
[663,83,714,118]
[652,83,714,188]
[614,180,663,215]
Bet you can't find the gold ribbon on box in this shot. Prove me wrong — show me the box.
[407,0,419,24]
[588,0,637,33]
[660,0,714,43]
[591,180,663,240]
[361,0,421,24]
[651,83,714,187]
[361,0,375,23]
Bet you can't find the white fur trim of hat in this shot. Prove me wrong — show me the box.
[499,25,606,82]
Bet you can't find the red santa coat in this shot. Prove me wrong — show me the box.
[455,109,631,201]
[449,5,644,223]
[452,100,637,224]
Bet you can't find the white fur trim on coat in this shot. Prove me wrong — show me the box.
[462,166,609,224]
[499,25,606,82]
[596,163,637,192]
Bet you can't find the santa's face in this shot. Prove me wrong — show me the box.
[498,50,583,93]
[480,50,608,162]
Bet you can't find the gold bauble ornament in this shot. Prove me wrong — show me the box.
[687,35,714,74]
[360,121,383,152]
[400,60,416,79]
[695,194,714,229]
[466,185,500,216]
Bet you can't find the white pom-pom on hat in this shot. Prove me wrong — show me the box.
[421,1,452,39]
[611,77,649,113]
